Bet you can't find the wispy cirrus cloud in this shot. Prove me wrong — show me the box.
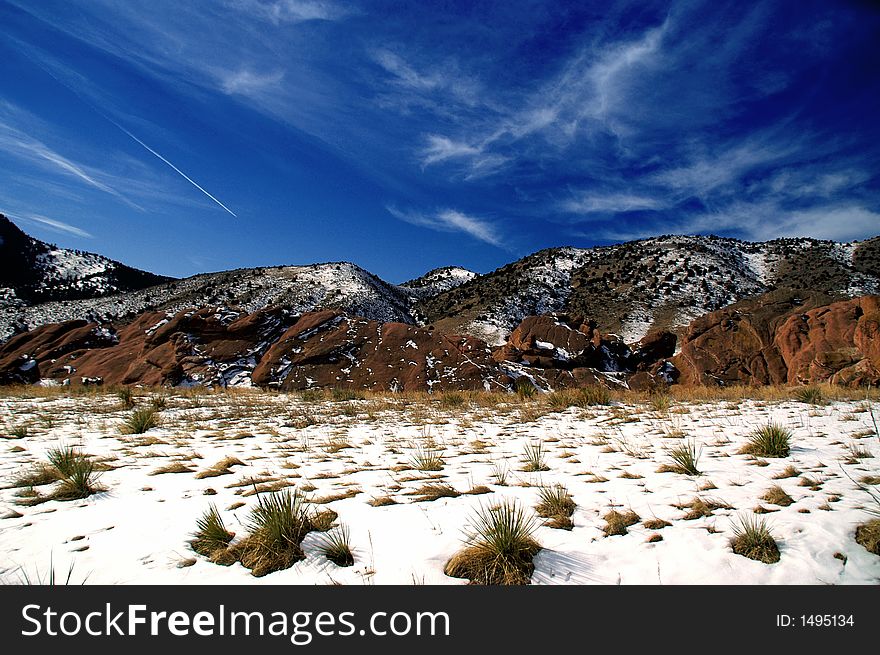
[218,68,285,96]
[225,0,352,24]
[3,211,93,238]
[584,201,880,244]
[387,205,505,248]
[560,193,667,216]
[0,117,141,210]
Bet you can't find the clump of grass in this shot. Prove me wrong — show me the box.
[411,483,461,502]
[547,390,575,409]
[14,555,88,585]
[649,392,672,412]
[318,525,354,567]
[521,440,549,472]
[741,423,791,458]
[535,483,576,529]
[761,485,794,507]
[121,407,160,434]
[603,509,640,536]
[513,377,536,399]
[331,388,365,402]
[190,505,234,557]
[730,514,781,563]
[660,440,702,475]
[368,495,398,507]
[535,483,575,517]
[117,387,136,410]
[844,442,874,463]
[491,462,509,486]
[13,463,58,488]
[643,518,671,530]
[52,454,103,501]
[773,465,801,479]
[150,462,194,475]
[794,386,825,405]
[439,391,467,408]
[310,508,339,532]
[233,488,312,577]
[444,500,541,585]
[46,445,85,478]
[409,444,444,471]
[677,496,731,520]
[196,456,245,479]
[17,446,104,503]
[855,520,880,555]
[576,386,612,407]
[799,475,823,490]
[9,424,30,439]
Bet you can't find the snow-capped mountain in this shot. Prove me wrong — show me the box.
[0,214,172,311]
[401,266,478,298]
[2,212,878,346]
[415,235,880,344]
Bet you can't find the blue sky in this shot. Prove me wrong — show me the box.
[1,0,878,282]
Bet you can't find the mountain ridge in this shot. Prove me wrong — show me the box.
[2,213,878,346]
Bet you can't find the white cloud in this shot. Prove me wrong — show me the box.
[650,139,795,198]
[218,68,285,96]
[226,0,349,24]
[421,135,483,166]
[6,212,93,238]
[0,120,140,209]
[387,205,504,247]
[585,201,880,244]
[561,193,666,215]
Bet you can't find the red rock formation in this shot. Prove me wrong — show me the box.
[252,310,507,391]
[672,291,880,386]
[2,293,877,390]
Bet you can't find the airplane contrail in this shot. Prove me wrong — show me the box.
[30,56,237,217]
[108,120,237,218]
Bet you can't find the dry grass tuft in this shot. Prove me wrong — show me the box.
[229,488,312,577]
[535,483,576,529]
[121,407,160,434]
[410,483,461,502]
[368,495,398,507]
[190,504,234,557]
[643,518,672,530]
[444,500,541,585]
[677,496,731,520]
[761,485,794,507]
[740,423,791,458]
[196,456,245,479]
[603,509,640,536]
[730,514,781,563]
[150,461,193,475]
[855,519,880,555]
[773,465,801,479]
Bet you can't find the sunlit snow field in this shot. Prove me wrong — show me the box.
[1,387,878,585]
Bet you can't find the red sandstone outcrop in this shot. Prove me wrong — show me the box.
[2,292,878,390]
[672,291,880,386]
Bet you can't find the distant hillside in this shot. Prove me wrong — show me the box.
[0,214,172,312]
[414,235,880,344]
[2,213,878,347]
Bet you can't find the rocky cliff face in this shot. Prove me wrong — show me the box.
[2,293,878,391]
[671,291,880,387]
[0,307,671,391]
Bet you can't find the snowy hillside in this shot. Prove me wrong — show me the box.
[417,235,880,344]
[0,214,171,312]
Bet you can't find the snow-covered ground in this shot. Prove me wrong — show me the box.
[1,390,878,585]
